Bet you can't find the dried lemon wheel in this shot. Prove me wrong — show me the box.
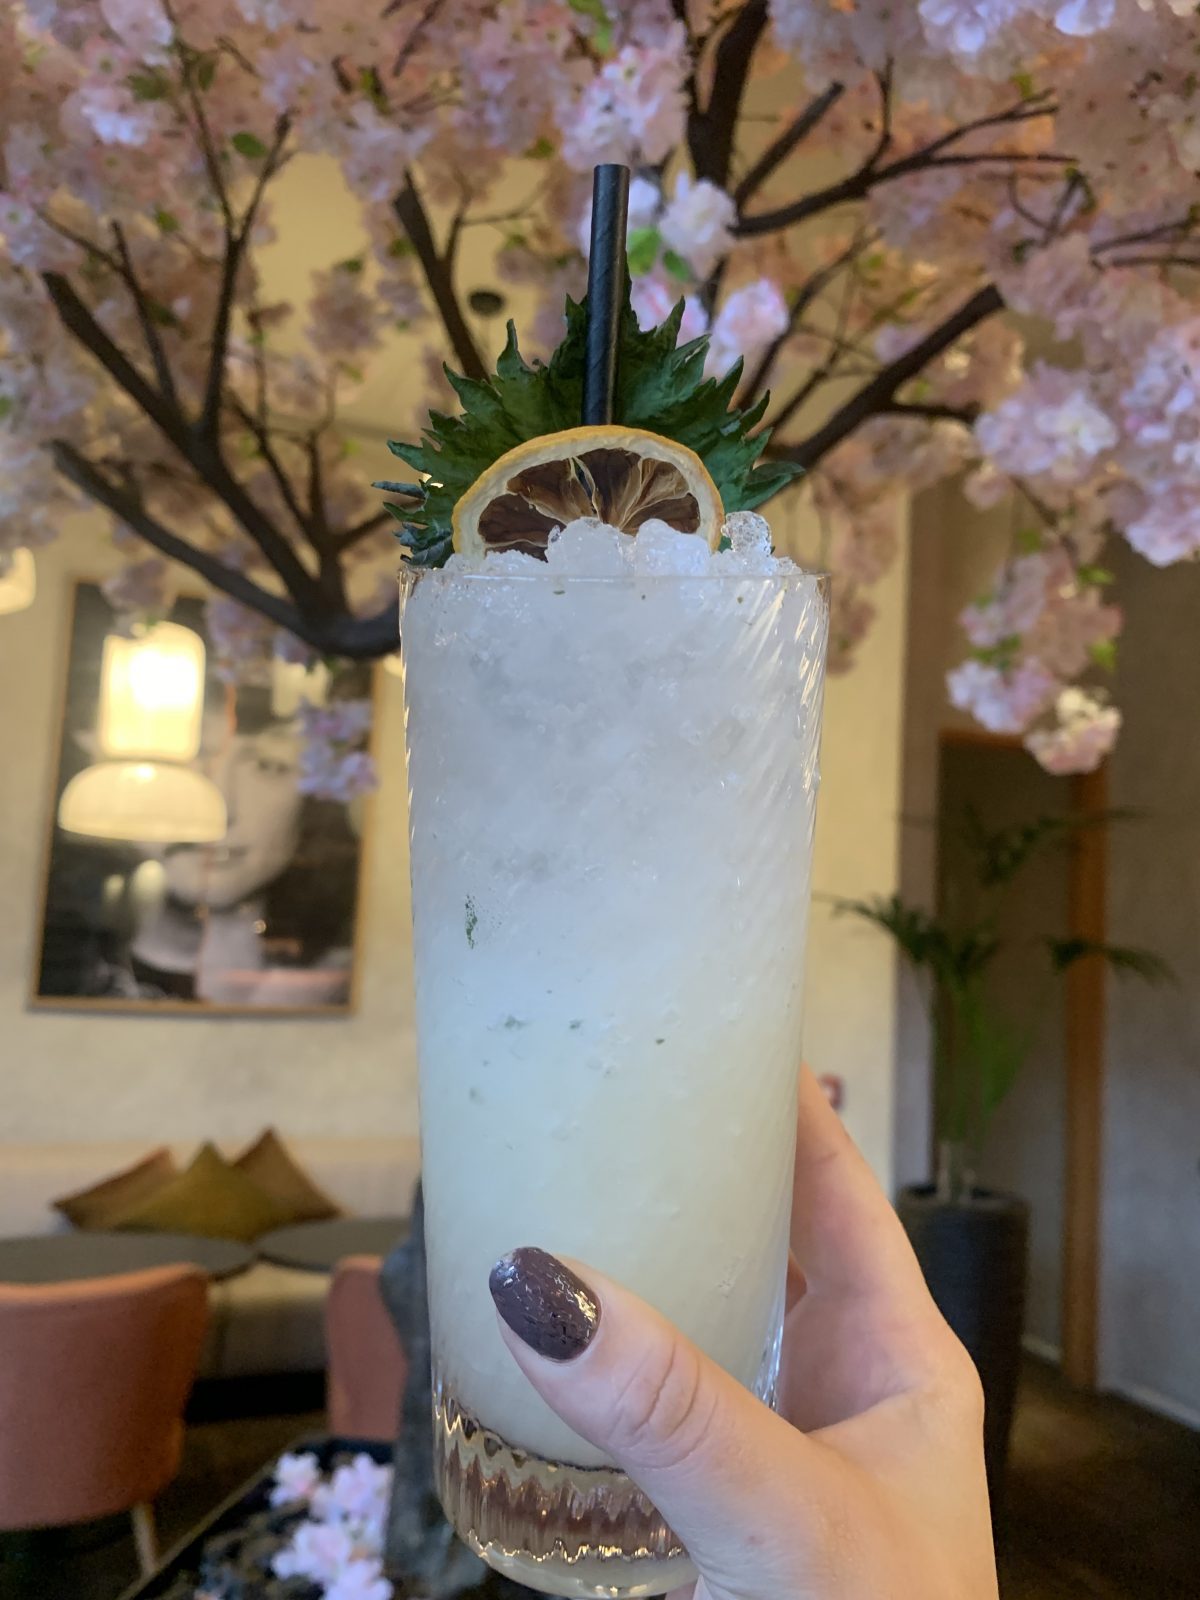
[451,425,723,559]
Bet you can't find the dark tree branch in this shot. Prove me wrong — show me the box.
[306,435,348,608]
[54,438,400,657]
[110,223,180,409]
[687,0,768,188]
[388,0,446,76]
[738,95,1058,236]
[44,271,183,440]
[200,115,290,441]
[51,440,302,632]
[394,174,486,380]
[734,83,846,207]
[775,283,1004,469]
[883,399,981,424]
[231,400,313,540]
[44,270,323,610]
[742,232,875,401]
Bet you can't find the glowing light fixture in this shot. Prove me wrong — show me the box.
[0,549,36,617]
[58,760,227,844]
[98,621,206,761]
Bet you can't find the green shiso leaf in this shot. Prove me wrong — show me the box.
[382,288,801,566]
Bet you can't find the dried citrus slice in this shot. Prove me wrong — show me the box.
[451,425,723,559]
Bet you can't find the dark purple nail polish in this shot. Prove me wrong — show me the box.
[489,1247,601,1361]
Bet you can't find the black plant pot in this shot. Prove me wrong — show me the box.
[896,1185,1029,1511]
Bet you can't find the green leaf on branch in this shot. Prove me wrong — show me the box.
[232,131,269,159]
[567,0,613,51]
[1016,525,1044,553]
[154,208,180,234]
[626,226,660,277]
[1077,563,1114,588]
[1089,637,1117,672]
[0,396,13,421]
[662,248,691,282]
[524,136,555,159]
[381,287,800,566]
[129,71,169,102]
[196,54,219,91]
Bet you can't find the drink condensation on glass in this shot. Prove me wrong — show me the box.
[398,521,829,1599]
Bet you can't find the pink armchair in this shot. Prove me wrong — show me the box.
[0,1264,208,1573]
[325,1254,408,1442]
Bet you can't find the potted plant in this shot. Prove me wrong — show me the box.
[836,808,1168,1504]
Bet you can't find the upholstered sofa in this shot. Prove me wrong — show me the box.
[0,1137,421,1379]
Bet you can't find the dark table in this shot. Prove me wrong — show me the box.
[0,1230,254,1285]
[256,1215,409,1273]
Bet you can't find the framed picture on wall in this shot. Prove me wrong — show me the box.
[31,581,376,1014]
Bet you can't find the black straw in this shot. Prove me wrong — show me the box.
[582,163,630,426]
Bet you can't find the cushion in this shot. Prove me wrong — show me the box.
[52,1146,178,1231]
[233,1128,342,1225]
[108,1142,294,1243]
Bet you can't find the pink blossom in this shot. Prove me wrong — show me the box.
[947,657,1060,734]
[205,596,275,683]
[558,36,688,170]
[325,1559,393,1600]
[706,278,788,375]
[301,701,372,743]
[1124,489,1200,566]
[658,174,736,279]
[306,264,384,360]
[960,552,1049,648]
[976,364,1118,487]
[270,1450,322,1508]
[99,0,171,56]
[317,1454,392,1527]
[68,79,162,147]
[102,557,174,622]
[273,1519,356,1584]
[1025,688,1121,774]
[336,103,427,204]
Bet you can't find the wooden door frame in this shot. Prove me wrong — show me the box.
[938,727,1106,1389]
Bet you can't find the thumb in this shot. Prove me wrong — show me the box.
[488,1248,844,1598]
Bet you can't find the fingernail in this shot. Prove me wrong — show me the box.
[489,1247,601,1361]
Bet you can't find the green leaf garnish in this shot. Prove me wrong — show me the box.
[382,289,801,566]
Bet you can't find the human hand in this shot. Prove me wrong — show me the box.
[487,1069,998,1600]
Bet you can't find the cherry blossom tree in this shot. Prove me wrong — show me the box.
[3,0,1199,785]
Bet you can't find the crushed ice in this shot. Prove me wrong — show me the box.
[449,515,797,578]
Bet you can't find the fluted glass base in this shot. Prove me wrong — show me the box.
[432,1377,693,1599]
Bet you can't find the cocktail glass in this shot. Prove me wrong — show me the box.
[398,557,828,1598]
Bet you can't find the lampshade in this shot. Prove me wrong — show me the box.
[0,548,36,617]
[98,621,206,762]
[58,761,227,844]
